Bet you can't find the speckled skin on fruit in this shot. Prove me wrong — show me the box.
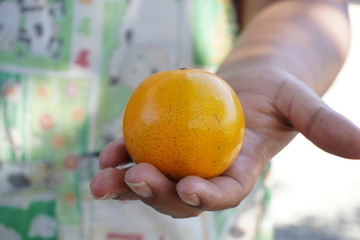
[123,68,245,180]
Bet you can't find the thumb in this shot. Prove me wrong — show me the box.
[276,80,360,159]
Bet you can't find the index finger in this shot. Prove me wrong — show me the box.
[99,139,132,169]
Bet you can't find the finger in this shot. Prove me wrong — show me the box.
[90,167,137,200]
[124,163,202,218]
[177,127,269,211]
[276,79,360,159]
[99,139,132,169]
[176,154,260,211]
[302,106,360,158]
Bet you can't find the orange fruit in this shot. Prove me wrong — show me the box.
[122,68,245,180]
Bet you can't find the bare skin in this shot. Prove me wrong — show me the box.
[90,0,360,218]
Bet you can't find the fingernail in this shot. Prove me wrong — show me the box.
[126,181,153,198]
[178,193,201,207]
[98,162,103,170]
[93,192,119,200]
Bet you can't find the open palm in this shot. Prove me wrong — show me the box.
[90,68,360,218]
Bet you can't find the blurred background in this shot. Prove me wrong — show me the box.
[271,2,360,239]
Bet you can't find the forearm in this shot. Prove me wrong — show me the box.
[219,0,350,95]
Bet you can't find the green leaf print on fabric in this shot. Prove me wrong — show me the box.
[192,0,237,68]
[92,0,131,150]
[56,161,83,225]
[0,200,57,240]
[0,72,28,162]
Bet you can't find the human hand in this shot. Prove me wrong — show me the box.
[90,68,360,218]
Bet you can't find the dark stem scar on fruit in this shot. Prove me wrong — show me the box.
[179,68,187,70]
